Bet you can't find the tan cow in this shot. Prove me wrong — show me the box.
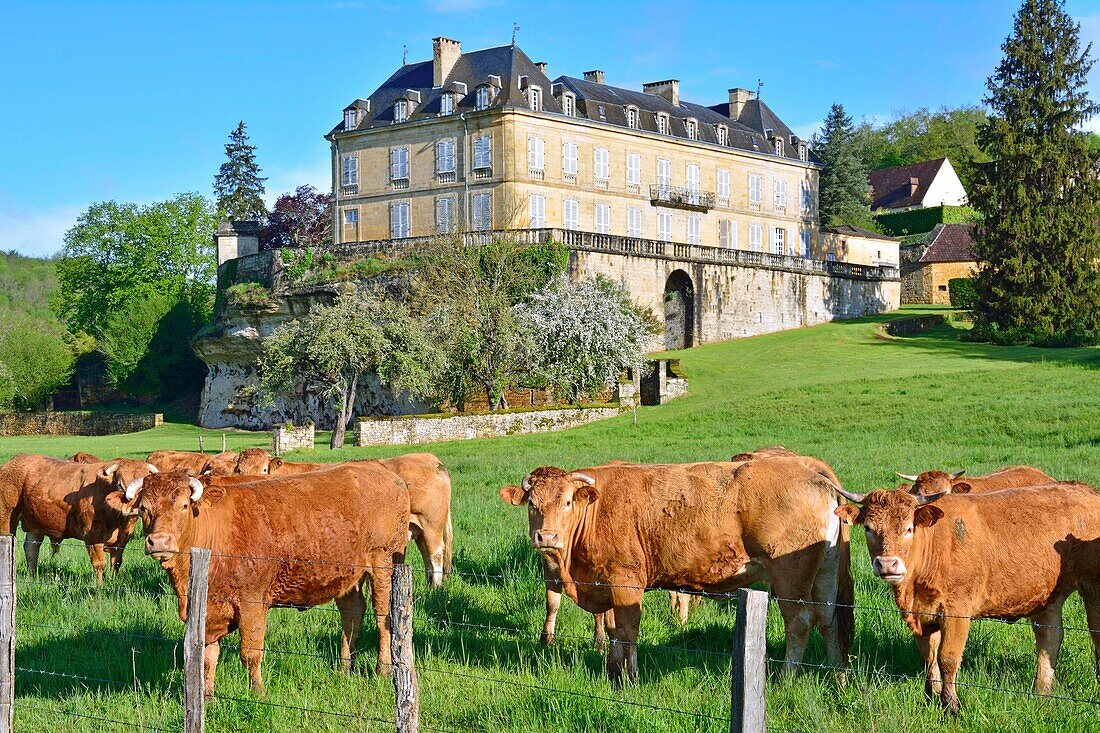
[897,465,1055,496]
[833,483,1100,714]
[71,452,102,464]
[502,457,853,682]
[0,454,157,584]
[147,450,238,477]
[108,465,409,695]
[233,451,453,588]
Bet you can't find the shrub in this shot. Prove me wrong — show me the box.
[0,312,75,410]
[948,278,977,309]
[225,282,275,308]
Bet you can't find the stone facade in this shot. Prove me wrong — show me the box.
[0,411,163,436]
[354,406,622,447]
[272,423,315,454]
[901,260,976,305]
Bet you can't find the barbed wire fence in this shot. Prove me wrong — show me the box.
[4,535,1100,733]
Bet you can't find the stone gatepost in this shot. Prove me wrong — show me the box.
[215,220,261,266]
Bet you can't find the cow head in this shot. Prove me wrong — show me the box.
[897,470,967,497]
[832,486,945,585]
[234,448,273,475]
[500,467,598,552]
[71,452,102,464]
[96,460,158,494]
[200,451,239,477]
[105,470,225,563]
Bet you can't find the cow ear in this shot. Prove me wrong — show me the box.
[834,504,862,525]
[914,505,944,527]
[99,464,119,480]
[197,485,227,510]
[104,490,141,518]
[951,482,972,495]
[574,485,600,504]
[499,485,528,506]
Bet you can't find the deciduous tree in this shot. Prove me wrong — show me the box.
[261,185,332,249]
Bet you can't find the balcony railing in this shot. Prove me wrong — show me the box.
[321,228,899,281]
[650,185,715,212]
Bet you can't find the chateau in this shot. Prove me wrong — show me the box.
[327,38,820,257]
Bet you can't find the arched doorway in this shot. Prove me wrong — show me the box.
[664,270,694,350]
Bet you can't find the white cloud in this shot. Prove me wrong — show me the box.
[0,204,84,258]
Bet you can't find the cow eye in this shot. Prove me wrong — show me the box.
[180,503,189,512]
[905,526,913,535]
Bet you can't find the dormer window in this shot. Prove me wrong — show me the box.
[475,85,490,111]
[344,109,358,130]
[774,137,784,156]
[798,143,807,162]
[656,113,670,135]
[440,93,455,116]
[563,93,576,116]
[716,125,729,146]
[528,86,543,112]
[685,119,698,140]
[626,106,639,129]
[394,100,409,123]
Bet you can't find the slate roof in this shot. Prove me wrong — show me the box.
[330,42,814,164]
[869,158,949,211]
[822,224,898,242]
[917,223,977,263]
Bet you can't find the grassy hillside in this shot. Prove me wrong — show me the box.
[7,307,1100,732]
[0,250,58,319]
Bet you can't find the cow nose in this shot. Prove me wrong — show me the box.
[145,534,177,557]
[533,530,559,548]
[872,556,905,578]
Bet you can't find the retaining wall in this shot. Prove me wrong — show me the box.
[354,407,622,447]
[0,412,163,436]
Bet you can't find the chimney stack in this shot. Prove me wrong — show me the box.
[433,37,461,87]
[583,69,605,84]
[908,176,920,196]
[643,80,680,107]
[728,88,754,119]
[535,61,547,75]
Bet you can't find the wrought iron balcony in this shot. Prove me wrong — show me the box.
[650,185,715,212]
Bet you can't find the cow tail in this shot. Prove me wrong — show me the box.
[837,520,855,660]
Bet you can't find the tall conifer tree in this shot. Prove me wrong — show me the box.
[971,0,1100,345]
[815,103,873,228]
[213,121,268,222]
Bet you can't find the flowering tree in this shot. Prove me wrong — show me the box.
[258,289,434,448]
[516,276,660,404]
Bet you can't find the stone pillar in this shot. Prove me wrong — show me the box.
[215,221,261,266]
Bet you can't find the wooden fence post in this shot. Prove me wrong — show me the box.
[198,435,205,454]
[730,588,767,733]
[221,434,226,453]
[184,548,211,733]
[390,564,419,733]
[0,536,15,733]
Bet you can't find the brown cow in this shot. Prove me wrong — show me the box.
[147,450,238,477]
[897,465,1055,496]
[71,452,102,464]
[233,451,453,588]
[0,454,157,584]
[501,457,853,682]
[108,465,409,695]
[833,483,1100,714]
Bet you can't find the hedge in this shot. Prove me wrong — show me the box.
[948,277,977,309]
[875,205,980,237]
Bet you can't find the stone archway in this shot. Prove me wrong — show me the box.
[663,269,694,350]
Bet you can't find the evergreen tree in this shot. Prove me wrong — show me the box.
[814,104,874,228]
[213,121,268,222]
[970,0,1100,346]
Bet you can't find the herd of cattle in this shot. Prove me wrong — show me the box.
[0,446,1098,714]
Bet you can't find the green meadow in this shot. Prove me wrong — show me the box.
[6,306,1100,732]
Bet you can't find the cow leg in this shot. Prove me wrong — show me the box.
[335,587,366,673]
[86,543,107,586]
[23,532,42,576]
[1031,601,1065,695]
[593,611,607,651]
[916,629,942,699]
[237,604,269,695]
[606,586,643,685]
[203,642,221,698]
[937,616,971,715]
[366,566,394,676]
[1081,584,1100,681]
[541,585,562,645]
[414,524,445,589]
[107,545,124,575]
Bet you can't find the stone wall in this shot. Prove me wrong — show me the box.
[569,250,900,346]
[354,406,622,447]
[272,423,315,453]
[0,411,163,436]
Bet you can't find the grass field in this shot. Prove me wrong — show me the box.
[7,305,1100,733]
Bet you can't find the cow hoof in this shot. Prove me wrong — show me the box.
[376,662,394,678]
[250,683,267,698]
[539,632,554,646]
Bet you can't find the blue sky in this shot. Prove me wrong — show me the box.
[3,0,1100,257]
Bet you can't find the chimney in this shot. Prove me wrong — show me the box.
[535,61,547,75]
[643,80,680,107]
[433,37,461,87]
[583,69,605,84]
[728,88,754,119]
[908,176,920,196]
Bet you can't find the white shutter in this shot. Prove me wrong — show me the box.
[627,154,641,185]
[563,199,579,230]
[473,193,491,230]
[436,140,455,174]
[657,159,671,195]
[719,220,730,248]
[391,147,409,180]
[342,155,358,186]
[627,208,641,237]
[717,169,730,198]
[563,142,578,175]
[749,174,761,203]
[775,179,787,208]
[391,203,409,238]
[437,198,454,233]
[473,135,491,169]
[658,212,672,242]
[529,194,546,227]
